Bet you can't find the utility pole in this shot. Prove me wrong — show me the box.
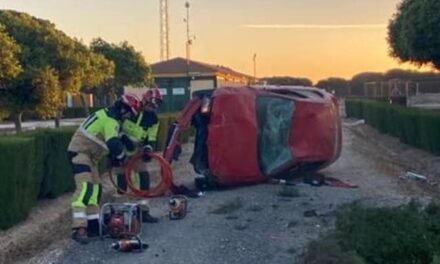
[184,1,195,92]
[184,1,193,63]
[159,0,170,61]
[253,53,257,83]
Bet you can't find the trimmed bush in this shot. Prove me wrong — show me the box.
[335,203,438,264]
[345,98,440,155]
[19,128,76,199]
[419,113,440,155]
[302,203,440,264]
[0,137,40,229]
[38,128,76,198]
[401,108,421,147]
[385,106,399,137]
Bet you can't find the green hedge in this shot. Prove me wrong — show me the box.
[37,129,77,198]
[346,99,440,155]
[0,137,40,229]
[19,128,77,199]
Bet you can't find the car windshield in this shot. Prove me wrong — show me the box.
[256,96,295,176]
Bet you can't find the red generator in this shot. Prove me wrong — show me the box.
[164,86,342,187]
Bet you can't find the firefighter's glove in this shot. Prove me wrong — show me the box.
[110,153,126,167]
[142,145,154,162]
[120,134,136,153]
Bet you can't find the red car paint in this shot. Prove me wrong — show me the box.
[164,86,342,187]
[207,88,264,185]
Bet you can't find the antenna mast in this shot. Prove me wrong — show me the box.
[160,0,170,61]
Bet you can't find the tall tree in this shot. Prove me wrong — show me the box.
[350,72,384,96]
[90,38,154,97]
[73,44,115,115]
[384,68,440,81]
[0,24,22,123]
[0,10,114,131]
[0,10,73,130]
[260,76,313,86]
[388,0,440,69]
[315,77,350,96]
[0,24,21,85]
[33,67,62,119]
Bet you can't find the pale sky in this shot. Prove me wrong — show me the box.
[0,0,434,82]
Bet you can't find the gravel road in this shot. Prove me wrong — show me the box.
[21,125,433,264]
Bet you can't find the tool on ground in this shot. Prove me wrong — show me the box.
[169,195,188,220]
[99,202,142,239]
[111,235,148,252]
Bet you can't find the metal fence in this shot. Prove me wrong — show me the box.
[363,80,440,98]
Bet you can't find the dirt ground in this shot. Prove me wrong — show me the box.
[5,118,440,264]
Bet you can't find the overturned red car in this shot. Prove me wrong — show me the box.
[164,86,342,187]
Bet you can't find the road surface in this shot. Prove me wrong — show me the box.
[23,125,432,264]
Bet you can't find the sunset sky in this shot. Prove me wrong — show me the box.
[0,0,434,82]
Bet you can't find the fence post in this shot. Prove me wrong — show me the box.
[405,81,409,97]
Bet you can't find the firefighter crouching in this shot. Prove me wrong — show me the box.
[67,94,141,244]
[113,88,163,223]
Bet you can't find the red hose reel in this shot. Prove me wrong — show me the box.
[109,152,173,198]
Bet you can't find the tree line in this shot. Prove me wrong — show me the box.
[261,69,440,97]
[0,10,153,131]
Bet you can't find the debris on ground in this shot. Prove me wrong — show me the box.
[343,119,365,127]
[303,210,318,218]
[400,171,428,182]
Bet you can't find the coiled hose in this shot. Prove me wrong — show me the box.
[109,152,173,198]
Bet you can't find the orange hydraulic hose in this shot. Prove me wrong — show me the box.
[108,152,173,198]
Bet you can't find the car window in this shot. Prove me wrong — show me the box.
[256,96,295,176]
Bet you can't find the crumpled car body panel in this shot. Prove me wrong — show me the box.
[201,86,341,186]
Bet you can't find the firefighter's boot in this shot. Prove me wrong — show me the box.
[142,210,159,223]
[71,227,89,244]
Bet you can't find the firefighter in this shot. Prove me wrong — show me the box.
[114,88,163,223]
[67,94,141,244]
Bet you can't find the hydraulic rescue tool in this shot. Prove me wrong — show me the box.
[168,195,188,220]
[111,235,148,252]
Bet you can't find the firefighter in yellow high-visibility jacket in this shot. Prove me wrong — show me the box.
[114,88,163,223]
[67,94,141,244]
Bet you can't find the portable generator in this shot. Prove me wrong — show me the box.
[99,202,143,239]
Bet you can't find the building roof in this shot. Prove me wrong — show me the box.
[151,57,254,79]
